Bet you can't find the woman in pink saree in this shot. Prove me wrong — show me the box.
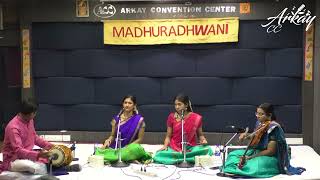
[153,94,213,165]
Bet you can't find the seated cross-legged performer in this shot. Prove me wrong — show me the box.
[0,99,53,175]
[95,95,152,164]
[223,103,306,178]
[153,94,213,165]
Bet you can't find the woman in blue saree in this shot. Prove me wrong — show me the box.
[95,95,151,163]
[223,103,305,178]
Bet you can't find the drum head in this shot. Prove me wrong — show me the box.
[50,146,65,167]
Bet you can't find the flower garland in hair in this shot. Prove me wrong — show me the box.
[134,106,139,114]
[189,100,193,112]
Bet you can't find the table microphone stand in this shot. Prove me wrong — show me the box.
[176,110,193,168]
[216,127,248,176]
[48,156,53,176]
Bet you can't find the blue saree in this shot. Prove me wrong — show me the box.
[95,114,152,163]
[223,121,305,178]
[109,114,143,148]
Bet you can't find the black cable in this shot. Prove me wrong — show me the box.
[146,164,169,169]
[192,168,216,176]
[81,162,89,168]
[120,168,143,180]
[164,167,207,180]
[172,169,195,180]
[161,166,177,180]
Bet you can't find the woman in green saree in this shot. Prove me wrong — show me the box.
[153,94,213,165]
[223,103,305,178]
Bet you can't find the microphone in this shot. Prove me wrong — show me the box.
[70,141,79,161]
[181,109,185,119]
[70,142,76,151]
[48,153,59,161]
[117,108,124,118]
[226,126,248,133]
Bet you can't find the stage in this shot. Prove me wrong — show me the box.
[1,144,320,180]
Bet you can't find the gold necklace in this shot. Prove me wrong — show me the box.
[120,113,133,122]
[174,112,189,120]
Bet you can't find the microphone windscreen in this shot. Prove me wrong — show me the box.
[52,153,59,160]
[48,153,59,161]
[36,175,60,180]
[66,164,82,172]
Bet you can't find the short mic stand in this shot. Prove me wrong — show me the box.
[48,156,53,176]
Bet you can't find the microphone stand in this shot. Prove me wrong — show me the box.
[216,130,243,176]
[111,109,129,168]
[48,156,53,176]
[71,141,79,161]
[176,110,193,168]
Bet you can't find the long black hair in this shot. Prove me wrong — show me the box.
[174,94,193,112]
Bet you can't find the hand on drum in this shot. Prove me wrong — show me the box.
[38,150,53,159]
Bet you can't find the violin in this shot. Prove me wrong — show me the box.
[238,120,271,169]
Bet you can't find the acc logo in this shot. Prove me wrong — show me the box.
[93,3,116,18]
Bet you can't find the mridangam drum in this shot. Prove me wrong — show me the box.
[49,145,73,167]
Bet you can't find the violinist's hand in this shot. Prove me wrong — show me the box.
[238,133,247,142]
[245,156,253,161]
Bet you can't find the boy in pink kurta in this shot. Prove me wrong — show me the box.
[0,99,53,174]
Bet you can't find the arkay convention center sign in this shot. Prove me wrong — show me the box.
[92,2,244,20]
[93,2,243,45]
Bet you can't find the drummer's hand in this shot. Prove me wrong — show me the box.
[101,139,112,149]
[38,150,53,159]
[199,138,208,145]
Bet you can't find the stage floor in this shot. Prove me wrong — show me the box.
[1,144,320,180]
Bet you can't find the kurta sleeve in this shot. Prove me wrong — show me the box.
[34,133,53,150]
[8,128,40,161]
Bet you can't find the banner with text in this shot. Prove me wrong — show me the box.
[22,29,31,88]
[104,17,239,45]
[304,23,314,81]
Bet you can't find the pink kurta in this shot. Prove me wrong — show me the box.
[0,115,53,173]
[167,112,202,152]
